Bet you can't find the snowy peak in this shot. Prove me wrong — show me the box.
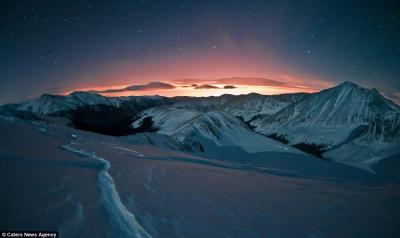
[66,91,122,108]
[332,81,397,108]
[254,81,398,129]
[68,91,106,101]
[336,81,360,89]
[18,93,76,115]
[327,81,399,116]
[8,91,173,116]
[248,81,400,165]
[333,81,379,93]
[16,92,116,115]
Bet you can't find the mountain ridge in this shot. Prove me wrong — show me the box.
[1,81,399,168]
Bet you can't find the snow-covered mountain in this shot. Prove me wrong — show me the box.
[250,81,399,147]
[244,81,400,166]
[129,81,400,167]
[15,92,120,115]
[0,91,177,136]
[132,108,301,154]
[0,91,174,116]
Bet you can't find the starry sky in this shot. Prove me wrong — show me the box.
[1,0,399,103]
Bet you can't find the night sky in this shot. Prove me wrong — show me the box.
[1,0,399,103]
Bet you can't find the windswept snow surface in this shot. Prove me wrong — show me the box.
[61,143,150,238]
[1,117,400,237]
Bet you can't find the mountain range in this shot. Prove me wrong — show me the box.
[1,81,399,170]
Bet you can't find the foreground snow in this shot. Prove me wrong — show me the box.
[1,117,400,237]
[61,143,150,238]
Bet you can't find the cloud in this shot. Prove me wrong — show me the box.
[194,84,220,89]
[216,77,288,87]
[175,77,310,89]
[224,85,237,89]
[125,82,175,91]
[92,81,175,93]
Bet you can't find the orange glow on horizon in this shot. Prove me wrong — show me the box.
[59,51,334,97]
[63,82,325,98]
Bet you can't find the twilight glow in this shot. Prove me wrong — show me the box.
[1,1,399,103]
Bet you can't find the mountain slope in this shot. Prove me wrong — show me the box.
[174,93,308,121]
[221,93,308,121]
[132,108,301,154]
[324,112,400,167]
[131,106,202,135]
